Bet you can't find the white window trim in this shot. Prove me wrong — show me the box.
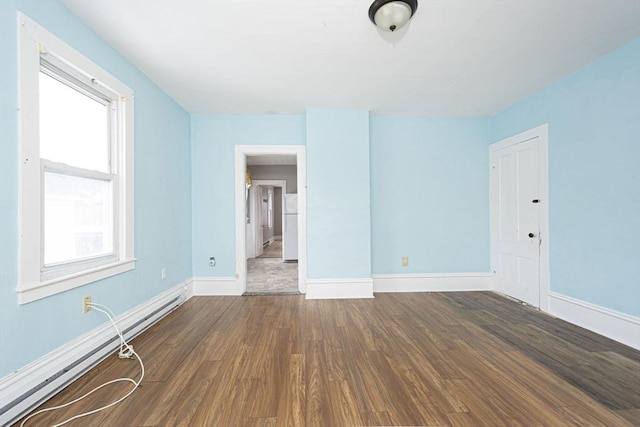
[17,13,135,304]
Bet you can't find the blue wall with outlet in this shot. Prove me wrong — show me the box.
[370,116,490,274]
[0,0,192,377]
[490,38,640,317]
[190,114,306,278]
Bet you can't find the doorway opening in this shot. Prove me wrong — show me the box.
[235,145,307,295]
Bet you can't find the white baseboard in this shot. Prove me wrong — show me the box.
[192,276,241,296]
[184,278,195,299]
[372,273,492,293]
[306,278,374,299]
[0,281,190,426]
[548,292,640,350]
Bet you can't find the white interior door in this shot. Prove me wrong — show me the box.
[491,137,541,307]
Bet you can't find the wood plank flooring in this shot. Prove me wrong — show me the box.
[15,292,640,426]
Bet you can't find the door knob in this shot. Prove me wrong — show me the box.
[528,233,535,238]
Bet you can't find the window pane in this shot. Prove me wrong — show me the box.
[39,72,110,172]
[44,171,114,265]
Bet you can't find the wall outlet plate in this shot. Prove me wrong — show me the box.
[209,257,216,267]
[83,296,92,313]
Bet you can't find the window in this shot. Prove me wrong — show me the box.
[18,13,135,304]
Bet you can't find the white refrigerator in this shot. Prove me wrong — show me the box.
[283,194,298,261]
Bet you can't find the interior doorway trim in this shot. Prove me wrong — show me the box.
[250,179,287,259]
[489,123,550,311]
[235,145,307,294]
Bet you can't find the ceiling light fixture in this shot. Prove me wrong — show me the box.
[368,0,418,32]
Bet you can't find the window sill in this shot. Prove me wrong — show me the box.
[17,259,136,304]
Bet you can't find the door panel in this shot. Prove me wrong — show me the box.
[492,138,540,307]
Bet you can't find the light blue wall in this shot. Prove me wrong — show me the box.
[191,114,306,277]
[490,38,640,317]
[0,1,192,376]
[306,110,372,279]
[370,116,490,274]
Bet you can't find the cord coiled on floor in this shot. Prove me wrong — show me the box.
[20,302,145,427]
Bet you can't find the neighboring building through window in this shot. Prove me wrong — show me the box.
[18,13,135,303]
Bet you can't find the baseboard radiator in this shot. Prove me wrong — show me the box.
[0,285,187,426]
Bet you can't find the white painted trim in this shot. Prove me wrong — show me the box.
[17,13,135,304]
[305,278,374,299]
[191,276,241,296]
[373,273,491,293]
[548,292,640,350]
[0,282,189,426]
[489,123,549,310]
[235,145,307,295]
[184,278,195,300]
[17,259,136,304]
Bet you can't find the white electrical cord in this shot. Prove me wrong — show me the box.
[20,303,145,427]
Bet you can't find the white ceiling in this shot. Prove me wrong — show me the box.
[61,0,640,117]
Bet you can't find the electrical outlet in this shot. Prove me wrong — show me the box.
[83,296,92,313]
[209,256,216,267]
[161,267,166,280]
[402,256,409,267]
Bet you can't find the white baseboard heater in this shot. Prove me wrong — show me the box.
[0,284,187,426]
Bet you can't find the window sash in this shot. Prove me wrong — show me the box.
[39,59,116,174]
[37,50,120,280]
[40,58,113,105]
[40,160,119,280]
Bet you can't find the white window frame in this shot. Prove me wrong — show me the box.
[17,13,135,304]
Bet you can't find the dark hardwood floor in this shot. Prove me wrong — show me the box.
[15,292,640,426]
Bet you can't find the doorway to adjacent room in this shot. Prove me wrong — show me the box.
[235,145,307,295]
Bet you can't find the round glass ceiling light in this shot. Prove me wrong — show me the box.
[369,0,418,32]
